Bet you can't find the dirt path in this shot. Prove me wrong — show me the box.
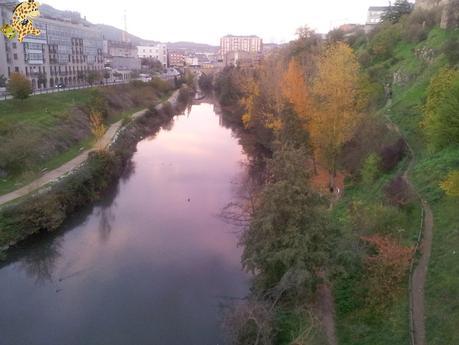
[316,282,338,345]
[385,107,433,345]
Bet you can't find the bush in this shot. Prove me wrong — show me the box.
[369,24,402,61]
[361,153,381,185]
[423,68,459,150]
[149,77,172,94]
[443,36,459,66]
[177,86,192,105]
[379,138,407,172]
[7,72,32,99]
[384,175,414,206]
[440,170,459,197]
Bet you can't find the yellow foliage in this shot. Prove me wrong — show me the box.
[440,171,459,197]
[310,42,368,186]
[89,111,106,142]
[281,58,311,120]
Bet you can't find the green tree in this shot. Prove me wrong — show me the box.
[381,0,413,24]
[423,68,459,150]
[443,36,459,66]
[241,146,335,295]
[0,74,7,87]
[7,72,32,99]
[86,70,101,85]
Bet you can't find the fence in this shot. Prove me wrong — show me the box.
[0,80,129,101]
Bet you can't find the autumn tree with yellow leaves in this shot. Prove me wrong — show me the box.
[310,42,368,191]
[282,59,311,121]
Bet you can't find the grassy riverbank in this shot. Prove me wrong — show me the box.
[0,86,192,258]
[212,9,459,344]
[0,81,173,195]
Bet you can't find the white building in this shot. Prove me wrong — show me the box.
[137,44,167,67]
[366,6,390,25]
[185,56,199,66]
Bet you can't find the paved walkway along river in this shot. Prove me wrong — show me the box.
[0,90,179,207]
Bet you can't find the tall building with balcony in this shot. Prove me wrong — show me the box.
[0,5,104,89]
[220,35,263,66]
[137,44,168,68]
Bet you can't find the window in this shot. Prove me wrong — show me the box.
[12,42,16,49]
[14,67,19,72]
[13,53,17,60]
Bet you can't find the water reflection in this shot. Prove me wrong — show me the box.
[0,102,249,345]
[18,237,63,285]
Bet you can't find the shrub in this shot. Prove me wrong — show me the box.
[361,234,414,310]
[177,86,192,105]
[361,153,381,185]
[379,138,407,172]
[369,24,402,61]
[384,175,414,206]
[440,170,459,197]
[149,77,172,94]
[349,201,406,236]
[7,72,32,99]
[443,36,459,66]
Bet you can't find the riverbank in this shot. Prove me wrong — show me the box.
[0,81,174,195]
[0,87,190,258]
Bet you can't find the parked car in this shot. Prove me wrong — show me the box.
[56,83,66,89]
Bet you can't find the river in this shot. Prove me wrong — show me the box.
[0,102,250,345]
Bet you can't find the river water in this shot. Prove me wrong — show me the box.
[0,102,250,345]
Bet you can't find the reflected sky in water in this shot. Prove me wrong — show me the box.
[0,103,249,345]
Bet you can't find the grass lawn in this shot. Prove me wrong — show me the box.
[0,136,94,195]
[0,88,96,128]
[0,86,166,196]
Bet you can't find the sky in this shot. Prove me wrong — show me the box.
[43,0,401,45]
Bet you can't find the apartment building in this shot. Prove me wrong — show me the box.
[0,6,104,89]
[168,51,185,67]
[220,35,263,56]
[220,35,263,66]
[137,44,168,67]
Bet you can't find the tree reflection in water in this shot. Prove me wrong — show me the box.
[18,237,63,285]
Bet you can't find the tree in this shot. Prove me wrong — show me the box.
[89,110,106,150]
[241,146,335,296]
[310,42,368,191]
[440,171,459,197]
[86,70,101,85]
[423,68,459,151]
[7,72,32,99]
[381,0,413,24]
[198,73,213,93]
[103,70,111,84]
[281,58,311,120]
[0,74,7,88]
